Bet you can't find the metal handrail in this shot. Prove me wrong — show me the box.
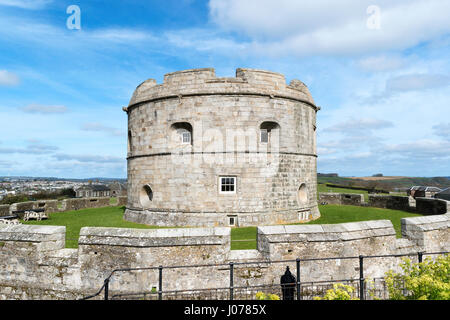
[80,251,448,300]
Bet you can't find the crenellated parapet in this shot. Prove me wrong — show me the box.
[0,214,448,299]
[127,68,317,110]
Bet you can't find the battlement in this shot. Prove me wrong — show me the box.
[127,67,316,108]
[0,214,448,299]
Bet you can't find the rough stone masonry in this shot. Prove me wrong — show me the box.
[123,68,320,227]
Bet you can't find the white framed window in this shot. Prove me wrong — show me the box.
[219,176,236,194]
[181,131,191,144]
[260,129,269,143]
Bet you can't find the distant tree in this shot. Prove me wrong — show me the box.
[0,194,30,205]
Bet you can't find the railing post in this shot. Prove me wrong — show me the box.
[359,255,365,300]
[296,258,301,300]
[229,262,234,300]
[418,252,423,263]
[158,266,163,300]
[104,278,109,301]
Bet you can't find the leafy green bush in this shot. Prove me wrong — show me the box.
[313,283,359,300]
[255,292,280,300]
[385,254,449,300]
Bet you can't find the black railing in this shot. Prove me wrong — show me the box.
[80,251,448,300]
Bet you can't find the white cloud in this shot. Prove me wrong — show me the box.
[326,118,394,134]
[386,74,450,92]
[209,0,450,56]
[0,70,20,86]
[357,55,406,72]
[433,123,450,141]
[81,122,123,137]
[382,139,450,159]
[20,104,68,114]
[0,0,51,9]
[53,153,124,164]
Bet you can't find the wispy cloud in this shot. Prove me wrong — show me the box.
[81,122,123,137]
[364,73,450,103]
[53,153,124,163]
[433,123,450,141]
[0,70,20,86]
[209,0,450,56]
[357,55,406,72]
[326,118,394,134]
[0,0,52,10]
[0,140,58,155]
[20,104,69,114]
[386,73,450,92]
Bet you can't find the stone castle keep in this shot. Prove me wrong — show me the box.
[123,68,320,227]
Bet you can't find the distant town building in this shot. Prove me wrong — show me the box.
[109,181,127,197]
[75,185,111,198]
[408,186,442,198]
[434,188,450,201]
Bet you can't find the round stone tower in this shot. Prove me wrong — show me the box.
[123,68,320,227]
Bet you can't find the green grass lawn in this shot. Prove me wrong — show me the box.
[23,206,158,248]
[231,227,258,250]
[23,204,423,250]
[304,205,422,237]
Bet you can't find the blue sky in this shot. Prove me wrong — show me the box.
[0,0,449,178]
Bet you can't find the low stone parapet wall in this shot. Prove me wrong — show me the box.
[2,196,127,217]
[319,193,364,206]
[0,214,448,299]
[368,195,412,211]
[401,214,449,250]
[415,197,448,215]
[0,205,9,217]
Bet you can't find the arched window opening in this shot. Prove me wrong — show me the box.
[139,184,153,208]
[259,121,280,143]
[171,122,193,146]
[297,183,308,205]
[128,130,133,153]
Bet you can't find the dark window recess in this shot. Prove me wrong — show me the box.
[221,177,235,192]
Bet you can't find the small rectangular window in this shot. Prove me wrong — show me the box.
[260,129,268,143]
[220,176,236,194]
[182,131,191,144]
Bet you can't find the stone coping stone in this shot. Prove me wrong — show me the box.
[258,220,395,242]
[401,214,450,231]
[79,226,230,247]
[227,249,265,262]
[0,224,65,242]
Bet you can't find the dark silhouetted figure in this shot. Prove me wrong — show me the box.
[280,266,296,300]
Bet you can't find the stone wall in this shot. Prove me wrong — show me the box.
[1,197,126,218]
[415,197,449,215]
[61,197,111,211]
[319,193,364,206]
[0,213,448,300]
[368,195,412,211]
[0,205,9,217]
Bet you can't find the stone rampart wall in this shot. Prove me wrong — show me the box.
[0,214,448,299]
[318,193,449,216]
[319,193,364,206]
[0,205,9,217]
[1,196,128,218]
[415,197,448,215]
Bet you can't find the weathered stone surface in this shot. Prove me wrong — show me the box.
[415,197,448,215]
[125,68,320,227]
[319,192,364,206]
[0,205,9,217]
[0,214,448,299]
